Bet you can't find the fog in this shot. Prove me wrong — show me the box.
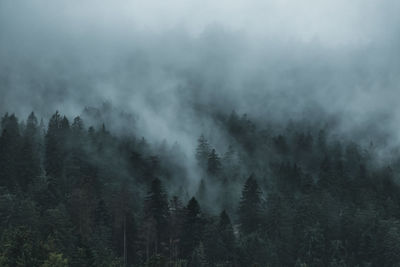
[1,0,400,158]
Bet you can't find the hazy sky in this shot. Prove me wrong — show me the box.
[1,0,398,44]
[1,0,400,153]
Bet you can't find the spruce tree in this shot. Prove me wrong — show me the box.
[45,112,70,179]
[18,112,41,191]
[181,197,203,259]
[0,113,21,190]
[196,135,210,169]
[218,210,236,263]
[238,174,262,235]
[207,149,222,176]
[143,178,169,256]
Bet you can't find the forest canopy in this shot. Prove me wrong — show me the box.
[1,109,400,266]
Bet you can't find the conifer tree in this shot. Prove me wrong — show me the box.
[143,178,169,256]
[207,149,222,176]
[45,112,70,179]
[169,196,184,262]
[238,174,262,235]
[218,210,236,263]
[18,112,41,191]
[181,197,203,259]
[0,113,21,190]
[196,135,210,169]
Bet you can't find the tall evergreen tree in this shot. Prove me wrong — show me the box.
[143,178,170,256]
[111,181,137,266]
[238,174,262,235]
[168,196,184,262]
[45,112,70,179]
[207,149,222,176]
[181,197,203,259]
[196,135,210,170]
[18,112,41,191]
[218,210,236,263]
[0,113,21,190]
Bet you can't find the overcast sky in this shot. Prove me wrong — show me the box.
[1,0,400,154]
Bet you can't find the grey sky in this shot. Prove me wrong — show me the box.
[1,0,400,156]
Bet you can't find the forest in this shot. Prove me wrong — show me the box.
[1,108,400,267]
[2,0,400,266]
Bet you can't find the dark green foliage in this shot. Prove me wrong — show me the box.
[0,226,43,267]
[45,112,69,180]
[207,149,221,176]
[143,178,170,257]
[181,197,203,259]
[238,174,262,235]
[203,210,236,265]
[0,113,21,190]
[2,110,400,266]
[196,134,210,170]
[18,112,41,192]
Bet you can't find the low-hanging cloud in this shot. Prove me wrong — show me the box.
[1,0,400,160]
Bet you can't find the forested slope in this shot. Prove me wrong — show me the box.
[1,110,400,266]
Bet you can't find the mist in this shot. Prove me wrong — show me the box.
[3,1,400,265]
[1,0,400,166]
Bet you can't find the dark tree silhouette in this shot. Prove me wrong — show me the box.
[238,174,262,235]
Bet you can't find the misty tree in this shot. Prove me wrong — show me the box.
[273,134,289,155]
[296,222,326,266]
[168,196,184,263]
[318,154,334,190]
[238,174,262,235]
[1,109,400,266]
[109,182,138,267]
[207,148,222,176]
[196,134,210,170]
[190,242,208,267]
[18,112,41,192]
[45,111,70,180]
[143,178,170,257]
[382,220,400,266]
[216,210,236,264]
[0,113,21,190]
[181,197,203,260]
[195,179,207,204]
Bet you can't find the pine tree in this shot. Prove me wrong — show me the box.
[18,112,41,192]
[143,178,170,256]
[169,196,184,262]
[218,210,236,263]
[317,129,327,153]
[45,112,70,179]
[190,242,208,267]
[227,110,241,135]
[196,179,207,203]
[65,116,91,192]
[196,135,210,170]
[181,197,203,259]
[207,149,221,176]
[0,113,21,190]
[297,222,326,266]
[111,182,137,266]
[273,135,288,155]
[238,175,262,235]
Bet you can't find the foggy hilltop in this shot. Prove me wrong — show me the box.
[1,0,400,266]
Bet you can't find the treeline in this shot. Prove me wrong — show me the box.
[1,110,400,266]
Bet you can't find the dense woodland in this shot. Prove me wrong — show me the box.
[1,109,400,267]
